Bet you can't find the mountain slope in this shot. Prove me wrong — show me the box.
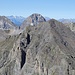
[20,19,75,75]
[0,16,16,29]
[0,18,75,75]
[58,19,75,32]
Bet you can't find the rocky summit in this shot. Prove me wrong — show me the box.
[0,14,75,75]
[21,13,46,29]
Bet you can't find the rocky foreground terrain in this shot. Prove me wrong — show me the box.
[0,14,75,75]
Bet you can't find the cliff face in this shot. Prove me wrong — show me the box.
[0,19,75,75]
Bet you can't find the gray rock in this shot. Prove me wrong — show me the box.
[0,16,17,29]
[21,13,46,29]
[0,18,75,75]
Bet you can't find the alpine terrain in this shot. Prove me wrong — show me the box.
[0,13,75,75]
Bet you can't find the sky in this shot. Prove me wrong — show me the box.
[0,0,75,19]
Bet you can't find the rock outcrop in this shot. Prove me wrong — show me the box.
[0,18,75,75]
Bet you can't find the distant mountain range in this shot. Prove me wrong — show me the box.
[45,17,75,23]
[7,16,25,26]
[45,17,50,21]
[58,19,75,23]
[7,16,75,27]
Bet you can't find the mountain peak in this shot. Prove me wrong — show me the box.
[21,13,46,29]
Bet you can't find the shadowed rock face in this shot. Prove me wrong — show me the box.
[21,49,26,69]
[26,33,30,45]
[0,18,75,75]
[21,13,46,29]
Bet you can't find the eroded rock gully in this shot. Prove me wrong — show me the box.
[20,32,31,69]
